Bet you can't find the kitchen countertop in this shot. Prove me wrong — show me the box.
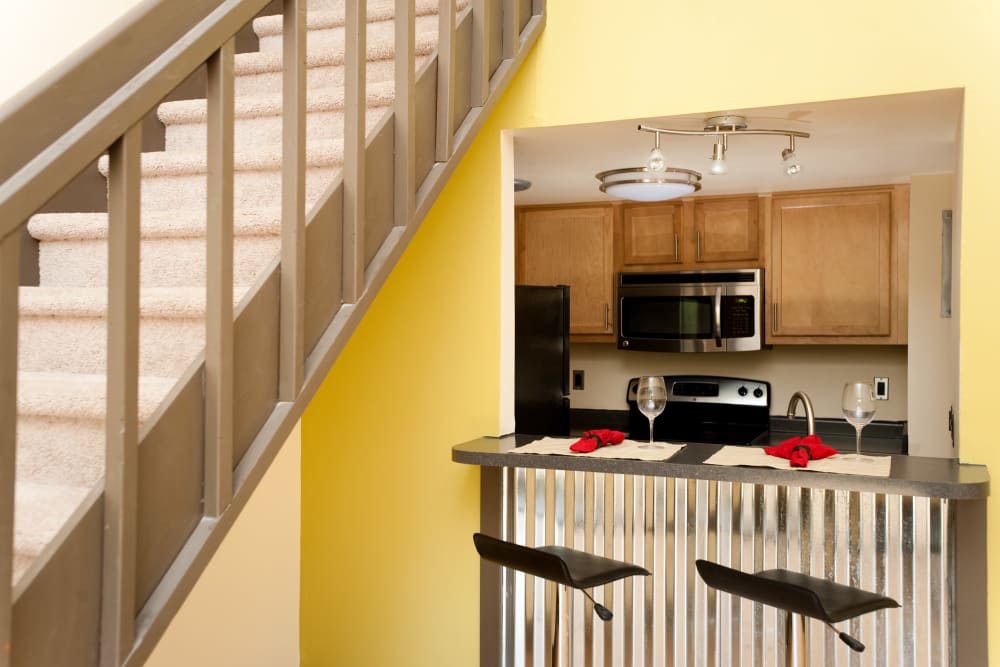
[452,434,988,499]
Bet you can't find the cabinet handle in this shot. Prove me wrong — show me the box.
[696,231,702,261]
[713,287,723,347]
[772,303,778,334]
[673,233,679,261]
[604,303,610,331]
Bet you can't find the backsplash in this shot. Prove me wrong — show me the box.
[569,344,908,421]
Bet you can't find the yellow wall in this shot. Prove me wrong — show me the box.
[300,126,501,663]
[146,424,301,667]
[302,0,1000,664]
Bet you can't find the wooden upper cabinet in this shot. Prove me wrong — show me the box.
[693,196,760,263]
[622,196,760,268]
[516,205,615,337]
[623,203,683,264]
[767,186,909,343]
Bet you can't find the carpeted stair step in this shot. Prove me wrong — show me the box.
[96,143,341,213]
[253,4,458,56]
[28,209,282,289]
[157,83,393,152]
[13,481,94,584]
[18,286,212,377]
[16,371,175,488]
[256,0,469,44]
[232,31,437,97]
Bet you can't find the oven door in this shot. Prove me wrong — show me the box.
[618,284,727,352]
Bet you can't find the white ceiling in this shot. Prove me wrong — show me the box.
[512,89,963,205]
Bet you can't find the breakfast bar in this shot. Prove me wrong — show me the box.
[454,435,989,667]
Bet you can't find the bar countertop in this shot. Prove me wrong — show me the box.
[452,434,990,499]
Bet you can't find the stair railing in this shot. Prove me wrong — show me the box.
[0,0,545,665]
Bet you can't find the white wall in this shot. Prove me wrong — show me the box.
[0,0,143,105]
[570,344,908,421]
[907,173,958,457]
[145,423,301,667]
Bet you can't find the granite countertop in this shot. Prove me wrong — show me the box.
[452,434,989,499]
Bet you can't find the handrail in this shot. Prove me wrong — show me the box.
[0,0,271,243]
[0,0,222,183]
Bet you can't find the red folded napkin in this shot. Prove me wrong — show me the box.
[764,434,837,468]
[570,429,626,453]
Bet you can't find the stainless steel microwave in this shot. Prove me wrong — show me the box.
[617,269,762,352]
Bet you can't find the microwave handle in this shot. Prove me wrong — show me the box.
[713,287,723,347]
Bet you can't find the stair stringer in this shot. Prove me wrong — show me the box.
[9,8,545,667]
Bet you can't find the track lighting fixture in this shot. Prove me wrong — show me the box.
[596,115,809,201]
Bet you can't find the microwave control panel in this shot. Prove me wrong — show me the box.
[723,295,756,337]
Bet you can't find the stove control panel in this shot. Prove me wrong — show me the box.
[627,375,770,408]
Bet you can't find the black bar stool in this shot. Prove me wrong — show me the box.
[473,532,650,665]
[695,559,900,665]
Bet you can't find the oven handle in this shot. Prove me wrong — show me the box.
[713,286,723,347]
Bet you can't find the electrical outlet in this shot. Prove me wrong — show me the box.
[572,369,585,391]
[874,376,889,400]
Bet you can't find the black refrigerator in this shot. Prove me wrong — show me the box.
[514,285,570,436]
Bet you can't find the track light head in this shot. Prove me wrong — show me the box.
[781,136,802,176]
[781,148,802,175]
[709,136,728,175]
[646,132,666,172]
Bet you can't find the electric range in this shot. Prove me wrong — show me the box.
[626,375,771,445]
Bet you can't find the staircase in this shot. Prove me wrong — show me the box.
[0,0,544,665]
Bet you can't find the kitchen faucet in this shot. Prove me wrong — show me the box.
[786,391,816,436]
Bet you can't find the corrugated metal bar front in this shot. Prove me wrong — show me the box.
[502,467,953,667]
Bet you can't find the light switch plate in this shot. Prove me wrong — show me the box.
[874,376,889,400]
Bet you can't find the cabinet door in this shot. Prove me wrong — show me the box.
[769,191,892,338]
[517,206,614,335]
[622,204,683,265]
[693,197,759,263]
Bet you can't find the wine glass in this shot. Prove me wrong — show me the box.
[636,376,667,449]
[841,382,876,461]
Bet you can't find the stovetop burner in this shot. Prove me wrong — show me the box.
[626,375,771,445]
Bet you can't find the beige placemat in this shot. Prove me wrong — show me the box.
[703,446,892,477]
[511,437,684,462]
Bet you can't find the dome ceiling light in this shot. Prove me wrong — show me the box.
[595,115,810,202]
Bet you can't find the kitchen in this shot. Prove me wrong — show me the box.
[454,87,985,665]
[510,88,961,459]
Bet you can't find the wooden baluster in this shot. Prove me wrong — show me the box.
[0,229,19,667]
[205,40,235,516]
[436,0,456,161]
[343,0,366,303]
[280,0,306,401]
[470,0,490,107]
[394,0,415,228]
[101,123,141,667]
[503,0,521,59]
